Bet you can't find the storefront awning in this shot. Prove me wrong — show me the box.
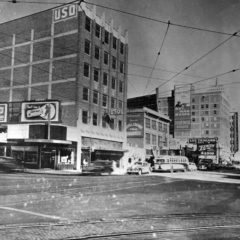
[94,148,128,152]
[24,139,72,145]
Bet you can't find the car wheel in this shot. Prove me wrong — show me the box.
[138,169,142,175]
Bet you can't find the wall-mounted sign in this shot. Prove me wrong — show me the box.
[0,103,7,122]
[110,108,122,115]
[126,113,144,137]
[53,4,77,22]
[21,101,60,123]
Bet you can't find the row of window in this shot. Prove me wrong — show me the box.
[192,110,218,116]
[191,95,220,103]
[145,118,168,133]
[84,42,125,72]
[145,133,168,147]
[85,16,125,54]
[192,104,218,109]
[83,63,124,91]
[82,109,123,131]
[82,87,123,109]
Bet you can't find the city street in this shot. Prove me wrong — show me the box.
[0,171,240,239]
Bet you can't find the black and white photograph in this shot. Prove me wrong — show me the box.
[0,0,240,239]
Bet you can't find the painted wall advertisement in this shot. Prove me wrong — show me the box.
[0,103,7,122]
[21,101,60,122]
[174,85,191,130]
[126,113,144,137]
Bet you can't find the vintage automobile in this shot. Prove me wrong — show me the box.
[188,162,198,171]
[197,159,219,171]
[127,161,151,175]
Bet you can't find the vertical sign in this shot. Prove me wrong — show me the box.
[0,104,7,122]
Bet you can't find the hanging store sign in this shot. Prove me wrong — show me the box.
[21,101,60,123]
[53,4,77,22]
[0,103,7,122]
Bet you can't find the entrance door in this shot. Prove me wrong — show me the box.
[41,149,56,169]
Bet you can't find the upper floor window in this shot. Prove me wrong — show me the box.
[82,87,89,101]
[120,42,124,54]
[119,80,123,92]
[84,39,90,55]
[112,56,117,69]
[192,98,195,103]
[104,30,109,44]
[94,68,99,82]
[83,62,90,77]
[120,61,124,73]
[103,72,108,86]
[85,16,91,32]
[93,112,98,126]
[113,36,117,49]
[111,76,116,89]
[82,110,88,124]
[104,52,109,65]
[145,118,150,128]
[152,120,157,130]
[94,46,100,60]
[118,100,123,109]
[102,114,107,128]
[102,94,108,107]
[95,23,101,38]
[93,91,98,104]
[145,133,150,144]
[111,97,115,108]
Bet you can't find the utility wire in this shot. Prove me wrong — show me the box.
[2,0,240,39]
[143,20,170,94]
[84,1,240,38]
[155,67,240,97]
[154,31,239,92]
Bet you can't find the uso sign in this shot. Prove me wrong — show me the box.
[53,4,77,22]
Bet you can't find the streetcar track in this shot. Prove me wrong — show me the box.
[63,224,240,239]
[0,179,183,207]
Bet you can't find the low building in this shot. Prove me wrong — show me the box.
[126,107,170,159]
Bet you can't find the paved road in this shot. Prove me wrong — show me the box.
[0,171,240,239]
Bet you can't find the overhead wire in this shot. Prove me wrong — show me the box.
[153,31,239,92]
[143,20,170,94]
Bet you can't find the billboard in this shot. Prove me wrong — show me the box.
[126,113,144,137]
[53,4,77,22]
[21,101,60,123]
[0,103,7,122]
[174,85,191,133]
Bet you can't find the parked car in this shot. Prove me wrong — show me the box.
[188,162,197,171]
[197,159,219,171]
[127,161,151,175]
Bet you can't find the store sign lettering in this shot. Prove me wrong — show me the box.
[53,4,77,22]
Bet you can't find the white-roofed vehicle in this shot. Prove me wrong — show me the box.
[153,155,189,172]
[127,161,151,175]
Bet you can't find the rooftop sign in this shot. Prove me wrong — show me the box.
[53,4,77,22]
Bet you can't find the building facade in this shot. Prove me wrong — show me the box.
[126,107,170,158]
[0,2,128,170]
[230,112,239,155]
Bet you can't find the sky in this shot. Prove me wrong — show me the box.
[0,0,240,111]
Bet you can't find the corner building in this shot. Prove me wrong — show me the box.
[0,2,128,170]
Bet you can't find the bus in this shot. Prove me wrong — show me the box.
[152,155,189,172]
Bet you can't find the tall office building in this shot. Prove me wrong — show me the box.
[0,2,128,170]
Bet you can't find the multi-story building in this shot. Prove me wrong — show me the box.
[0,2,128,170]
[230,112,239,155]
[174,84,231,161]
[156,89,175,136]
[126,107,170,158]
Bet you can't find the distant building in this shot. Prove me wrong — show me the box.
[230,112,239,154]
[126,107,170,158]
[0,2,128,170]
[127,94,157,111]
[156,89,175,136]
